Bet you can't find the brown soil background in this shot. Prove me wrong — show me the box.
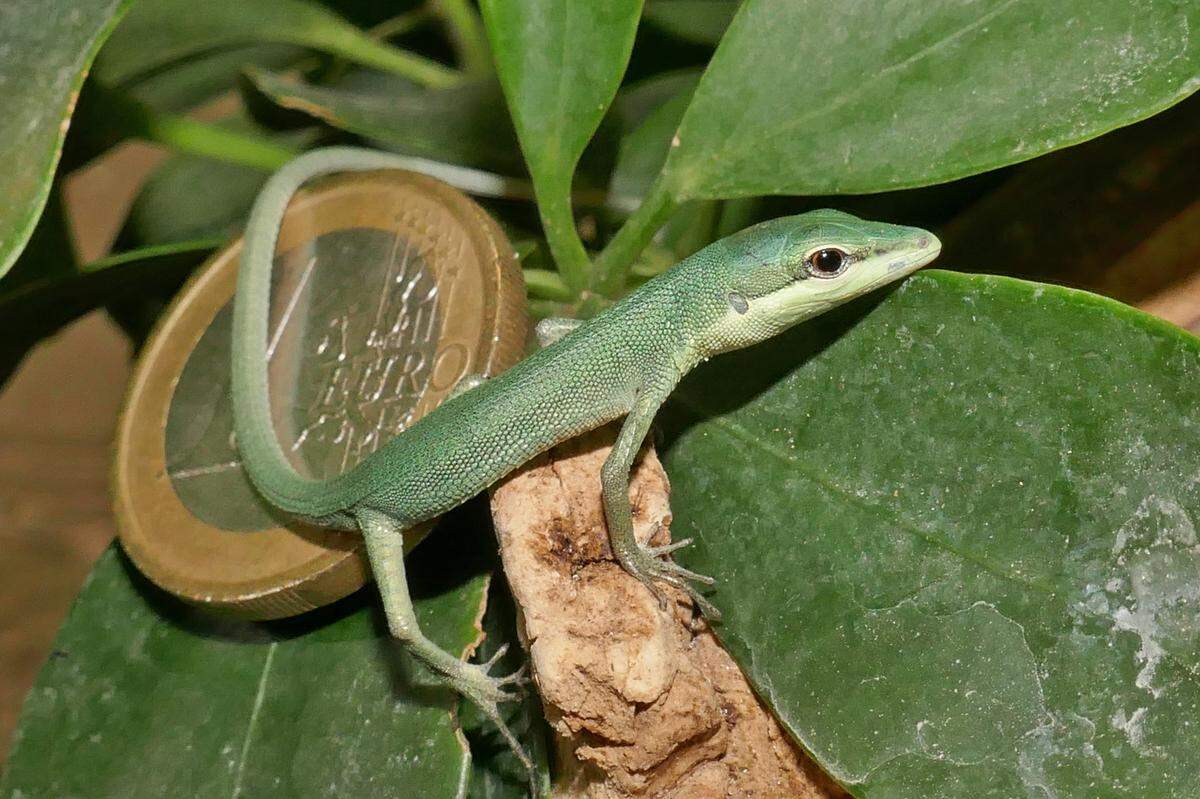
[0,142,163,761]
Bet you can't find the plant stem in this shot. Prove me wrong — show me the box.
[137,112,300,171]
[306,26,461,89]
[101,88,300,171]
[523,269,573,302]
[430,0,492,77]
[82,238,225,272]
[370,8,435,40]
[537,173,591,296]
[591,176,678,298]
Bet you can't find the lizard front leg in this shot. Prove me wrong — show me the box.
[600,383,720,620]
[534,317,583,348]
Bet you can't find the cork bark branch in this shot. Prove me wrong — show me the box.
[489,424,848,798]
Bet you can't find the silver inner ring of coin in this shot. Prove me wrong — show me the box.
[164,228,441,531]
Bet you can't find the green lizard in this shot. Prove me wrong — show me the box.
[231,146,941,776]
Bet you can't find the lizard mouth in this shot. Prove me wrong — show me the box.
[870,234,941,289]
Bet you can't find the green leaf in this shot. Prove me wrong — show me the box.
[662,0,1200,199]
[124,44,305,113]
[642,0,738,45]
[1,520,494,798]
[116,116,316,249]
[0,242,215,389]
[122,159,269,247]
[245,70,524,174]
[95,0,458,90]
[586,69,704,294]
[612,69,703,132]
[662,270,1200,797]
[480,0,644,290]
[609,73,699,209]
[0,0,134,281]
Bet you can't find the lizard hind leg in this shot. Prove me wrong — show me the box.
[355,508,535,784]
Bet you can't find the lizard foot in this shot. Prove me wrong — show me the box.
[617,529,721,621]
[432,643,529,704]
[436,648,536,789]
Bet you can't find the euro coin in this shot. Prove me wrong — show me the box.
[114,169,527,618]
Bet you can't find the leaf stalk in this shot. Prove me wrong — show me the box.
[591,175,678,298]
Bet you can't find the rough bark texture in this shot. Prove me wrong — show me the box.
[489,425,848,799]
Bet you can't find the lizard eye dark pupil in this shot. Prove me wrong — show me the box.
[810,248,846,276]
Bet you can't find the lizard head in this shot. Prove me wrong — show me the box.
[697,209,941,355]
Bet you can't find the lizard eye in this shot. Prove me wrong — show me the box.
[807,248,850,278]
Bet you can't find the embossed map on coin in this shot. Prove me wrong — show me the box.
[273,228,442,478]
[166,227,442,529]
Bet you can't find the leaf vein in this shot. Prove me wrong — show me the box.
[231,641,277,799]
[698,0,1023,172]
[671,393,1057,594]
[671,393,1200,694]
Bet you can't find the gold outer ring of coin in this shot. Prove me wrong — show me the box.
[113,169,528,619]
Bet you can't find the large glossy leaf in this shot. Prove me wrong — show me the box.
[662,270,1200,797]
[479,0,644,287]
[94,0,457,90]
[245,70,524,174]
[662,0,1200,200]
[1,516,497,798]
[0,0,134,281]
[609,73,699,209]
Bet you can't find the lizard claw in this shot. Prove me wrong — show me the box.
[644,536,695,558]
[437,652,537,792]
[618,531,721,621]
[441,652,527,706]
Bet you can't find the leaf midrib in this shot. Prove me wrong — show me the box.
[670,391,1200,693]
[675,0,1023,181]
[671,390,1062,597]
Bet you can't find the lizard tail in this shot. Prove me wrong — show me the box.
[230,146,424,521]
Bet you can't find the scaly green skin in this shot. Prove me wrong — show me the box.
[231,146,942,785]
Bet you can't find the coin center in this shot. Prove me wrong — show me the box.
[164,227,441,531]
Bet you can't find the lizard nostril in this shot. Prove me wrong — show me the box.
[917,236,930,249]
